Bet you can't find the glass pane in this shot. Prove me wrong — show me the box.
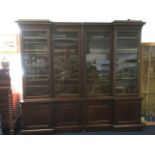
[150,46,155,57]
[149,94,155,110]
[117,39,139,49]
[117,31,139,38]
[23,43,48,52]
[23,54,48,75]
[25,78,49,86]
[115,30,139,95]
[149,78,155,93]
[86,31,111,96]
[22,31,48,37]
[142,78,149,93]
[86,32,110,53]
[25,86,50,97]
[116,78,138,94]
[150,47,155,76]
[116,53,138,76]
[143,59,149,77]
[143,46,150,57]
[141,92,148,114]
[22,30,50,97]
[117,31,139,50]
[149,60,155,76]
[53,31,80,96]
[22,31,48,53]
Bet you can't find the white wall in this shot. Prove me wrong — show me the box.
[0,0,155,42]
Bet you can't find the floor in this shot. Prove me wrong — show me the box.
[59,126,155,135]
[14,125,155,135]
[1,123,155,135]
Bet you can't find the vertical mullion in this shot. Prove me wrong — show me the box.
[112,28,116,96]
[50,24,54,97]
[80,24,86,97]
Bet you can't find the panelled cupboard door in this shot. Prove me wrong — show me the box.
[52,28,81,97]
[114,98,141,125]
[21,103,52,130]
[114,29,141,96]
[85,100,113,131]
[84,28,112,96]
[54,101,83,132]
[21,29,52,99]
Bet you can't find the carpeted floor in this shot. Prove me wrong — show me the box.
[1,125,155,135]
[59,126,155,135]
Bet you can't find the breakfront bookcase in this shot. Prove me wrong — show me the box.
[141,43,155,122]
[17,20,145,134]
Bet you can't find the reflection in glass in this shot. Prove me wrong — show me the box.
[116,53,138,77]
[116,79,137,94]
[23,54,48,75]
[53,32,80,96]
[117,31,139,50]
[86,32,111,96]
[116,30,139,95]
[22,30,50,97]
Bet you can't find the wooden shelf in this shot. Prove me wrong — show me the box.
[144,121,155,126]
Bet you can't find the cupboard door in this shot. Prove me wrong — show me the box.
[53,31,80,97]
[21,103,52,130]
[85,100,113,131]
[54,102,83,132]
[85,31,112,96]
[114,98,141,125]
[115,30,140,95]
[22,30,51,98]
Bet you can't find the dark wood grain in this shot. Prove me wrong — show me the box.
[17,20,145,134]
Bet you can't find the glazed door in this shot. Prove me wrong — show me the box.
[114,30,140,95]
[84,29,112,96]
[21,30,51,98]
[53,27,81,97]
